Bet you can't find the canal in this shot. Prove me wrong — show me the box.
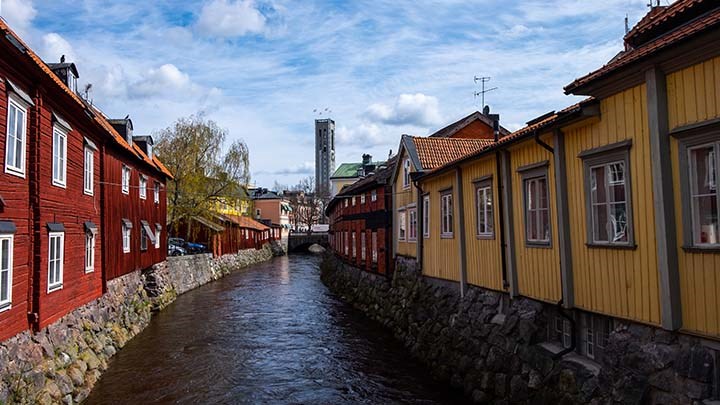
[85,255,464,404]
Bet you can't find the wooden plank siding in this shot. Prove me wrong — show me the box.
[394,149,417,258]
[35,94,104,329]
[667,57,720,338]
[563,85,661,326]
[421,171,459,281]
[103,149,167,281]
[509,134,562,303]
[0,71,32,341]
[460,157,504,291]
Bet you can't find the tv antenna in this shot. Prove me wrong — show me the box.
[473,76,497,109]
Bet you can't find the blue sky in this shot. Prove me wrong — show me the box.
[2,0,663,187]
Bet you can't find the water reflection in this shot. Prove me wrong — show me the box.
[85,255,463,404]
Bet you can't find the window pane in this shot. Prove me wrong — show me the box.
[610,203,628,242]
[527,181,535,209]
[693,195,719,244]
[691,146,717,195]
[593,205,609,242]
[591,167,607,204]
[538,178,548,209]
[528,210,537,240]
[540,209,550,241]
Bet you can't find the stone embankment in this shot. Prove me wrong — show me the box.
[321,253,718,404]
[0,242,282,405]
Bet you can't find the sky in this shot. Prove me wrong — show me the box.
[1,0,666,188]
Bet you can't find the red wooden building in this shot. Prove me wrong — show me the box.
[326,158,395,275]
[176,213,277,257]
[0,20,171,341]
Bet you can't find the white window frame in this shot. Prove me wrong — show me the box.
[122,222,131,253]
[154,182,160,204]
[52,125,68,188]
[371,190,377,202]
[5,96,27,177]
[84,147,94,195]
[122,165,131,195]
[344,231,349,255]
[85,231,95,273]
[361,232,366,261]
[403,158,411,189]
[422,195,430,238]
[398,209,407,241]
[139,175,147,200]
[475,180,494,238]
[686,141,720,248]
[351,232,356,258]
[155,226,161,249]
[441,191,453,238]
[0,234,14,311]
[585,318,595,359]
[352,195,356,206]
[360,193,365,205]
[47,232,64,293]
[408,207,417,241]
[371,231,378,263]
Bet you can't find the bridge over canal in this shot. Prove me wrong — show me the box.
[287,232,329,253]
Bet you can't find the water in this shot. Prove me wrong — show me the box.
[85,255,464,404]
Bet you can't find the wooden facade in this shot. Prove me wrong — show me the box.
[0,20,171,341]
[393,148,418,259]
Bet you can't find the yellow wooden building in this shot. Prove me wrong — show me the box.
[403,1,720,352]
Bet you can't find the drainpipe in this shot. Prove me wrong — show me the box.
[27,88,42,332]
[414,180,424,274]
[495,151,509,290]
[456,166,468,298]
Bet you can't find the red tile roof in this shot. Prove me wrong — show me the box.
[412,137,494,170]
[0,19,173,179]
[565,0,720,94]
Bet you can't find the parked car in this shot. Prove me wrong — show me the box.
[168,237,207,255]
[168,244,186,256]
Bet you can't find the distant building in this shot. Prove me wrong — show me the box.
[315,119,335,196]
[330,154,385,196]
[251,189,292,238]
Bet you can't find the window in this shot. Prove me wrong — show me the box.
[371,190,377,202]
[154,182,160,204]
[371,231,378,263]
[48,232,64,292]
[141,226,148,251]
[408,207,417,241]
[585,320,595,359]
[85,232,95,273]
[344,199,348,208]
[52,125,67,187]
[577,141,636,247]
[5,97,26,176]
[139,175,147,200]
[597,318,613,349]
[352,196,356,206]
[403,158,411,188]
[423,195,430,238]
[441,192,453,238]
[521,164,551,246]
[688,142,719,247]
[398,209,407,241]
[344,231,349,256]
[361,232,366,260]
[0,234,13,311]
[122,220,131,253]
[122,165,131,195]
[360,193,366,204]
[155,224,162,249]
[475,179,494,238]
[83,147,94,195]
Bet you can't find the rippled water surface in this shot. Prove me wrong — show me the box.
[85,255,464,404]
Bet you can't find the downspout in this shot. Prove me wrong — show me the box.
[456,166,468,298]
[495,151,509,290]
[27,87,42,331]
[414,180,424,274]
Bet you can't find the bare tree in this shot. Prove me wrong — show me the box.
[285,177,325,233]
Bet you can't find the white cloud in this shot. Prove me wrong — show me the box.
[259,161,314,175]
[41,33,77,63]
[336,123,389,148]
[129,64,195,98]
[196,0,267,38]
[1,0,36,35]
[364,93,442,127]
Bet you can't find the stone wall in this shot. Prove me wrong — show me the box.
[321,253,720,404]
[0,244,279,405]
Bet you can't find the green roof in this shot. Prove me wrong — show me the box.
[331,161,386,179]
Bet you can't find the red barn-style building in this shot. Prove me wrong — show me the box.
[0,20,171,341]
[326,158,395,275]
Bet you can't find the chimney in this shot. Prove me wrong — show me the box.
[482,105,490,115]
[47,55,80,94]
[362,154,372,165]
